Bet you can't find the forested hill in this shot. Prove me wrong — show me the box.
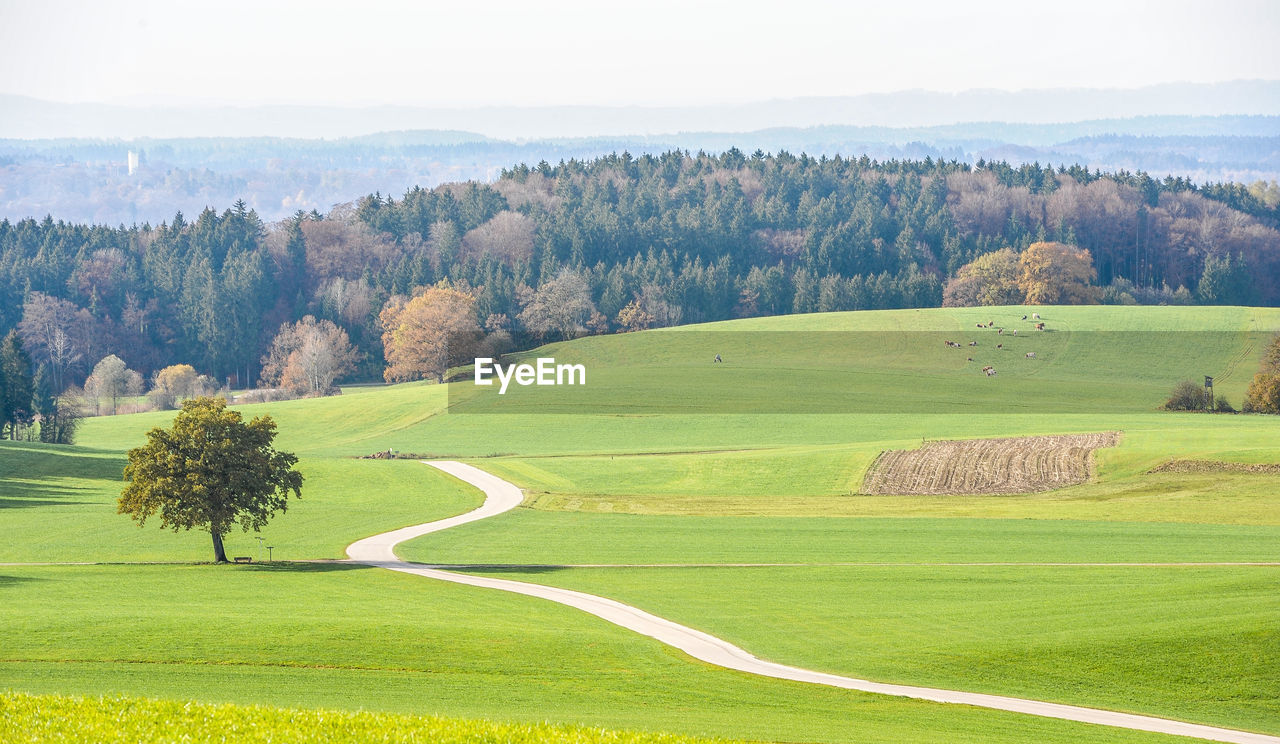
[2,151,1279,391]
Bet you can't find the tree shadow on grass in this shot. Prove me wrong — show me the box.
[0,575,42,586]
[0,446,126,481]
[0,480,99,509]
[238,561,371,574]
[0,445,124,512]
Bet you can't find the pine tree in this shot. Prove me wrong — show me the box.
[0,330,34,439]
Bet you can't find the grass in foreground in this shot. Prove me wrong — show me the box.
[0,692,732,744]
[0,565,1188,744]
[461,564,1280,735]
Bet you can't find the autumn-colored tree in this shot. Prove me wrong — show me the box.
[260,316,359,396]
[616,299,654,332]
[942,248,1024,307]
[1260,333,1280,375]
[1017,242,1100,305]
[1243,334,1280,414]
[148,363,199,409]
[1244,374,1280,414]
[379,284,481,383]
[119,397,303,563]
[517,269,599,340]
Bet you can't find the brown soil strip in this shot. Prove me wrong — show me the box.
[1150,459,1280,475]
[861,432,1121,495]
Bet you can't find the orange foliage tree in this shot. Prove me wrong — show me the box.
[1017,242,1100,305]
[1244,333,1280,414]
[379,285,481,383]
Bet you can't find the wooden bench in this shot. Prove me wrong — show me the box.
[233,556,252,564]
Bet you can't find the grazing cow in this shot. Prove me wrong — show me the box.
[975,323,984,328]
[1033,313,1041,320]
[998,328,1004,335]
[1011,329,1017,336]
[1035,322,1045,331]
[1025,352,1036,359]
[985,367,997,376]
[967,357,973,362]
[968,341,978,346]
[997,343,1003,349]
[982,366,992,372]
[1021,314,1027,320]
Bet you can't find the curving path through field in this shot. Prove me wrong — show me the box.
[345,461,1279,744]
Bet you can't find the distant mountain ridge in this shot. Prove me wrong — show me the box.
[2,114,1278,225]
[3,80,1279,139]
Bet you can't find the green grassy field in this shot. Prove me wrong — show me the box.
[0,441,479,562]
[0,565,1185,744]
[466,416,1280,522]
[400,512,1280,565]
[0,692,742,744]
[455,564,1279,733]
[3,305,1279,742]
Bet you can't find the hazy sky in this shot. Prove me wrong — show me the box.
[2,0,1278,107]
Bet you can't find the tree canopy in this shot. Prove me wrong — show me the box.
[1244,334,1280,414]
[118,397,303,563]
[2,153,1279,394]
[379,284,481,383]
[1017,242,1100,305]
[942,248,1022,307]
[260,316,359,396]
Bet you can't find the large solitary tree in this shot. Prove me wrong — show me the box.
[118,397,303,563]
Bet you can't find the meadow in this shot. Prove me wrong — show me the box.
[0,565,1186,743]
[2,305,1278,742]
[0,692,741,744]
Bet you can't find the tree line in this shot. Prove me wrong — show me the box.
[1,150,1279,413]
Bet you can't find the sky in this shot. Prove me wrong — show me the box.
[1,0,1278,107]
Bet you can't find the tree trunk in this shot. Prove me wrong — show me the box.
[211,530,228,563]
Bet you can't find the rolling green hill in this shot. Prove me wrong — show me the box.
[3,305,1278,742]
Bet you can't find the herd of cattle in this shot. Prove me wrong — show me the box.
[945,313,1045,376]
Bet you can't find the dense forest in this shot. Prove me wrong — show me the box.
[2,150,1279,400]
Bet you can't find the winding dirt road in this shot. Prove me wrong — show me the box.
[345,460,1279,744]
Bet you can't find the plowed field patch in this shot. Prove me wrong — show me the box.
[861,432,1121,495]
